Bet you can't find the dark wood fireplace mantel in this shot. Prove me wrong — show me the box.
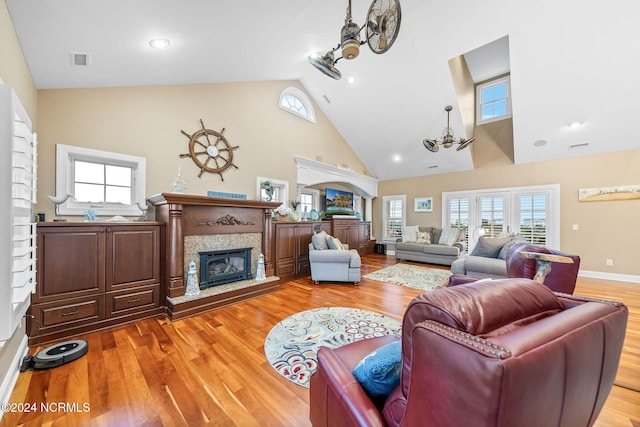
[148,193,281,319]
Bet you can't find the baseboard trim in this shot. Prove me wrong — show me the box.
[579,270,640,284]
[0,333,28,419]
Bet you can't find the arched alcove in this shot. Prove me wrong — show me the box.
[294,157,378,228]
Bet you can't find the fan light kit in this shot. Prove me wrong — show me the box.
[422,105,476,153]
[309,0,401,80]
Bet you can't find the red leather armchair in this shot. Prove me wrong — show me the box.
[309,278,628,427]
[449,243,581,294]
[505,242,580,294]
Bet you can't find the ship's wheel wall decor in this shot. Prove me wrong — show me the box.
[180,119,239,181]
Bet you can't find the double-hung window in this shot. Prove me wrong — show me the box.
[477,75,512,124]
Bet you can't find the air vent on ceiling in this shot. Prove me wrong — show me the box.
[569,142,589,149]
[69,52,91,67]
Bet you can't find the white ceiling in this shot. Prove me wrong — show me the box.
[7,0,640,181]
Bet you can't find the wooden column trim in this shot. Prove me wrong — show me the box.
[167,203,185,298]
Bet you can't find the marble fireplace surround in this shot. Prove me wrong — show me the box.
[148,193,282,320]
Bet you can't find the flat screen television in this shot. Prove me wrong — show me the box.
[325,188,354,216]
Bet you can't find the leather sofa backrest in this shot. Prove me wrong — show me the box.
[399,278,562,397]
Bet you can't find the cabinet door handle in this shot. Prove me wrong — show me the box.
[127,298,141,303]
[61,310,80,316]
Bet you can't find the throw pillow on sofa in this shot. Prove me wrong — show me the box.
[498,234,527,259]
[312,231,329,250]
[352,340,401,397]
[326,236,345,250]
[471,235,512,258]
[416,231,431,244]
[401,225,419,243]
[438,227,460,246]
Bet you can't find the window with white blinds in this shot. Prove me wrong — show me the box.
[479,193,508,237]
[382,195,405,242]
[518,193,548,245]
[447,197,470,247]
[443,184,559,250]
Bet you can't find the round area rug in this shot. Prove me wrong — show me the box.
[264,307,402,388]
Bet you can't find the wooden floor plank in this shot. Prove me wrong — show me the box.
[2,254,639,426]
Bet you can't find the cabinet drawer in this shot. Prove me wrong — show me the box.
[29,295,105,334]
[276,261,295,277]
[106,284,160,317]
[297,260,310,276]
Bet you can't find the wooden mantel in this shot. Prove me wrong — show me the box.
[148,193,281,308]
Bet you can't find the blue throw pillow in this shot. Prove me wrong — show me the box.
[352,340,402,397]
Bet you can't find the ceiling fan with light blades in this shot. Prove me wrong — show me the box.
[309,0,401,80]
[423,105,476,152]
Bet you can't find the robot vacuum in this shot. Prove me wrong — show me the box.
[21,340,88,371]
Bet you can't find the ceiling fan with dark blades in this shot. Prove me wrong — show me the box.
[309,0,401,80]
[422,105,476,153]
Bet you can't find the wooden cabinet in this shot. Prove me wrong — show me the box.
[28,222,164,345]
[272,219,373,279]
[359,222,374,255]
[273,222,315,278]
[331,218,373,255]
[332,219,361,251]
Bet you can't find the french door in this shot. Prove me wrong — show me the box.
[443,185,559,252]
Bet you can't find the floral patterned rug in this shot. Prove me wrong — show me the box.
[264,307,401,388]
[363,263,452,292]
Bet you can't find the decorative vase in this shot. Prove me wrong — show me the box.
[289,210,300,222]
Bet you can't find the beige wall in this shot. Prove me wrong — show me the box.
[0,0,34,406]
[375,150,640,276]
[0,1,36,120]
[36,81,368,220]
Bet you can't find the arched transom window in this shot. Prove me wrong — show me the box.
[279,87,316,123]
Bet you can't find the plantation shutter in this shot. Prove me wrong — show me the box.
[382,196,404,241]
[517,193,548,245]
[448,197,470,247]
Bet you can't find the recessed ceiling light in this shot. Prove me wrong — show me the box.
[569,121,583,129]
[149,39,170,49]
[533,139,548,147]
[346,75,356,85]
[392,154,402,162]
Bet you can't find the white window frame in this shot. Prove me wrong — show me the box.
[56,144,146,217]
[382,195,406,244]
[278,87,316,123]
[300,188,320,212]
[476,75,512,125]
[442,184,560,251]
[256,176,289,205]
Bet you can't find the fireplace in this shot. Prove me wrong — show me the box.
[199,247,253,289]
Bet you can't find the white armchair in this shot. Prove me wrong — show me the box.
[308,242,361,284]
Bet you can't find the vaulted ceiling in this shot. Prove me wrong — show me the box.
[7,0,640,180]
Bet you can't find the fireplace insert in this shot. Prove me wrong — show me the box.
[198,247,253,289]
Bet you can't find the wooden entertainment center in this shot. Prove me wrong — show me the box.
[29,194,375,341]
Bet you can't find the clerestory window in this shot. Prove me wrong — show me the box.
[476,75,512,125]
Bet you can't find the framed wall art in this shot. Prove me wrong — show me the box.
[414,197,433,212]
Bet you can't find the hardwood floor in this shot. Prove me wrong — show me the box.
[3,254,639,426]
